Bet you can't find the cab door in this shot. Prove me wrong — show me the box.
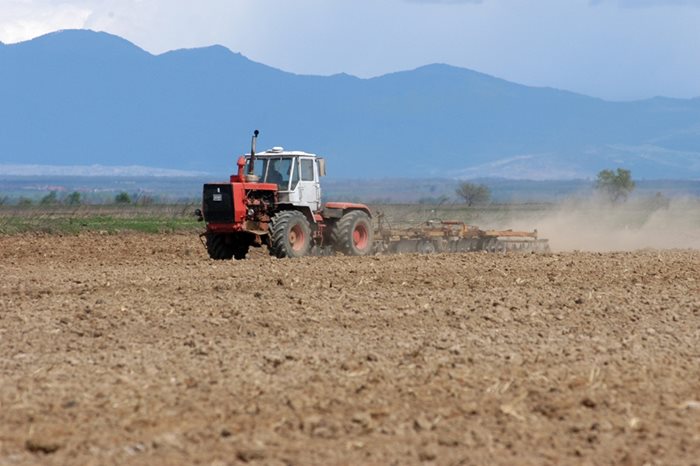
[295,157,320,211]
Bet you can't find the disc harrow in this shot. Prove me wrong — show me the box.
[373,216,550,255]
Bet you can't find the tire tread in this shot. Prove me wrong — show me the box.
[331,210,373,256]
[269,211,311,258]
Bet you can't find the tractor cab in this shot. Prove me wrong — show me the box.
[245,147,326,212]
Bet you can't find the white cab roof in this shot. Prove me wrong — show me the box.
[247,147,318,158]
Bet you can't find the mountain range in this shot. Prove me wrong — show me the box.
[1,29,700,180]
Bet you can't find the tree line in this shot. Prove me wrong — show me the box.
[452,168,636,205]
[1,168,639,207]
[2,191,155,207]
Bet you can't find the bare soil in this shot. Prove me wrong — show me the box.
[1,233,699,465]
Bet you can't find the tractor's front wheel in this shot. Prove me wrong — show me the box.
[232,242,250,260]
[332,210,374,256]
[206,234,234,260]
[269,211,312,258]
[206,234,250,260]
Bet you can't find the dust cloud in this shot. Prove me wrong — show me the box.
[518,197,700,252]
[374,196,700,253]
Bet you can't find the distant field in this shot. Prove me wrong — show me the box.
[2,175,700,205]
[0,202,557,236]
[373,202,554,229]
[0,204,540,234]
[2,199,699,253]
[0,204,201,235]
[0,202,560,236]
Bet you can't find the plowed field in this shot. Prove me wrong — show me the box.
[1,233,699,465]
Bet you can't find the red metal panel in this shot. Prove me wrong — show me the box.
[324,202,372,217]
[240,182,278,190]
[325,202,368,210]
[231,183,245,223]
[207,223,242,233]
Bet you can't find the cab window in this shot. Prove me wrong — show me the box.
[244,158,268,180]
[264,158,293,190]
[300,159,314,181]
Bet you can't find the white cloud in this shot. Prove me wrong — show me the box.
[0,0,259,54]
[0,1,92,43]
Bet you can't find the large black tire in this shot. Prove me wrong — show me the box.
[206,234,234,260]
[332,210,374,256]
[269,211,312,258]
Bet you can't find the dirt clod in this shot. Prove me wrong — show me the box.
[236,448,266,463]
[25,439,61,455]
[581,398,597,409]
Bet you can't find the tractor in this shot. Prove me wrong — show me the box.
[196,130,373,259]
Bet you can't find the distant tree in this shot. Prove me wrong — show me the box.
[455,182,491,206]
[0,196,8,206]
[114,192,132,204]
[65,191,81,205]
[595,168,635,203]
[40,191,59,205]
[18,197,33,207]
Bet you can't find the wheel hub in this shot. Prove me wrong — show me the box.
[353,224,369,250]
[290,224,306,251]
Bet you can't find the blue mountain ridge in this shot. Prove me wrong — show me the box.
[1,29,699,179]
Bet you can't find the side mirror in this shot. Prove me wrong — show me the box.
[194,208,203,222]
[317,158,326,177]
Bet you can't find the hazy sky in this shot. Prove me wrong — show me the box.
[1,0,699,100]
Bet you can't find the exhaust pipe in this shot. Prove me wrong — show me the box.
[248,129,259,175]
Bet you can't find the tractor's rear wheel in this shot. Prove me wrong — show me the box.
[206,234,234,260]
[332,210,374,256]
[269,211,312,258]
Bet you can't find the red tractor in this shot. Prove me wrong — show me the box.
[196,130,374,259]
